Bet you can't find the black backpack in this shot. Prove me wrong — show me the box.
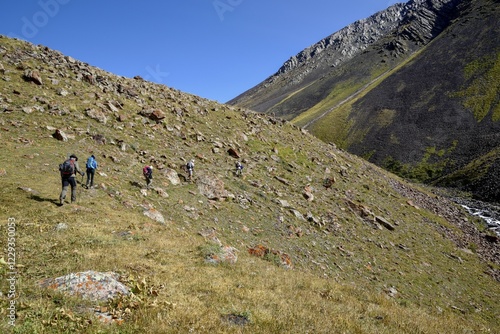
[59,159,75,176]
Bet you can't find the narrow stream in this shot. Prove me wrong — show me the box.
[454,198,500,236]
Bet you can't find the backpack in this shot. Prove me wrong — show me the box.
[59,159,75,176]
[86,156,96,169]
[143,166,152,177]
[187,161,194,170]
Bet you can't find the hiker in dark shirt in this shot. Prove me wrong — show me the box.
[59,154,84,205]
[235,161,243,177]
[143,165,153,189]
[186,159,195,181]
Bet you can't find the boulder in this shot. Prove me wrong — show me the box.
[24,69,43,85]
[227,147,240,158]
[143,208,165,224]
[196,174,228,200]
[162,168,181,185]
[52,129,68,141]
[38,271,129,302]
[86,108,108,124]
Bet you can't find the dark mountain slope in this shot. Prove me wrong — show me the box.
[229,0,500,203]
[335,0,500,202]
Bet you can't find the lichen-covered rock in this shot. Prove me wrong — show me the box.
[38,271,129,302]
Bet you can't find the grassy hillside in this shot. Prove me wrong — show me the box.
[0,37,499,333]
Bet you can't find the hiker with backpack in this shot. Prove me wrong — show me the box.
[186,159,195,181]
[85,155,98,189]
[235,161,243,177]
[59,154,84,205]
[143,165,153,189]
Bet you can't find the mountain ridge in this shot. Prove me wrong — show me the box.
[228,0,500,204]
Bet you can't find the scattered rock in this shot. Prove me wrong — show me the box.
[221,313,249,326]
[57,88,69,96]
[205,245,238,265]
[93,134,106,145]
[290,209,305,221]
[303,185,314,201]
[54,223,68,231]
[276,199,291,208]
[248,244,293,269]
[375,216,395,231]
[274,176,291,185]
[162,168,181,185]
[52,129,68,141]
[154,187,169,198]
[197,174,228,200]
[86,108,108,124]
[227,147,240,158]
[143,208,165,224]
[24,69,43,85]
[17,186,38,195]
[38,271,129,302]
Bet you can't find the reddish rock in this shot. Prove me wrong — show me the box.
[227,147,240,158]
[150,109,166,122]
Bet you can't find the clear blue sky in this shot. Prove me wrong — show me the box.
[1,0,400,103]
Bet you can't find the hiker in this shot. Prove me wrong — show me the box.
[143,165,153,189]
[186,159,195,181]
[235,161,243,177]
[59,154,84,205]
[85,155,98,189]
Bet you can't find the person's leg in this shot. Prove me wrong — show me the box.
[60,178,69,204]
[89,169,95,187]
[86,168,91,187]
[70,177,77,202]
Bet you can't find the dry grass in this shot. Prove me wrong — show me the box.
[0,37,498,333]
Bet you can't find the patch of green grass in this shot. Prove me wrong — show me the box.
[453,50,500,122]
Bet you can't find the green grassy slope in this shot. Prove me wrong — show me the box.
[0,37,499,333]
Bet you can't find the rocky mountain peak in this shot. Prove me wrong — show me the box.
[273,0,461,81]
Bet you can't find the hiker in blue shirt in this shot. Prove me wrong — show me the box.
[85,155,98,189]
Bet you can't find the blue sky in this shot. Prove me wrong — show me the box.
[1,0,400,103]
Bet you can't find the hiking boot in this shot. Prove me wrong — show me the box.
[59,198,64,206]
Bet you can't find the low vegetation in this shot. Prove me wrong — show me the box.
[0,37,498,333]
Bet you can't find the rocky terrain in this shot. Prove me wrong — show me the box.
[0,35,499,333]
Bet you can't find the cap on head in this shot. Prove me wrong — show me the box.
[150,165,153,170]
